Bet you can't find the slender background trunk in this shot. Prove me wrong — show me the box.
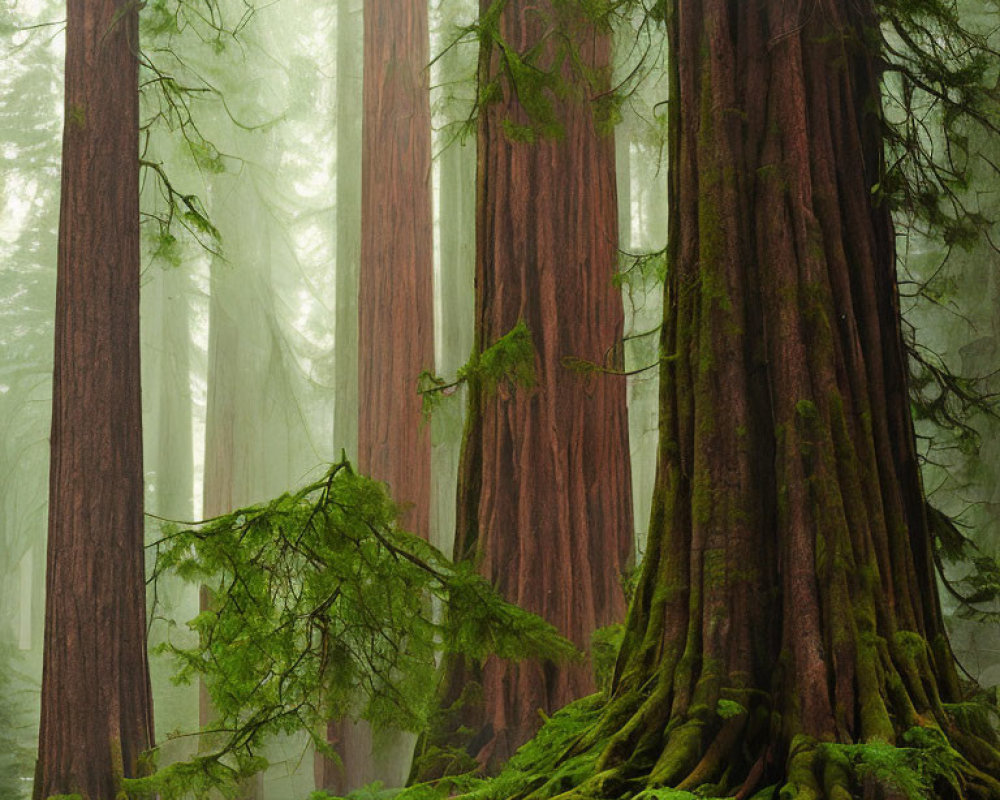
[332,0,363,465]
[357,0,434,539]
[33,0,154,793]
[319,0,435,791]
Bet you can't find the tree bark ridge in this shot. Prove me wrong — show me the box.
[33,0,154,795]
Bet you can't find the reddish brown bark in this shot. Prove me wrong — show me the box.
[357,0,433,544]
[318,0,434,791]
[32,0,154,795]
[557,2,1000,797]
[414,0,634,777]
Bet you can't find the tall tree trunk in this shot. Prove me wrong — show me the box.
[415,0,634,777]
[318,0,435,792]
[143,256,199,761]
[33,0,154,793]
[532,3,1000,798]
[357,0,434,538]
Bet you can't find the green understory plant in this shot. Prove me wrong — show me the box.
[126,460,576,799]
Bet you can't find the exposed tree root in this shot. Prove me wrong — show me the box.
[497,684,1000,800]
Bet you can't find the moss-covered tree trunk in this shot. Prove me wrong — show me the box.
[543,2,1000,798]
[32,0,154,794]
[414,0,634,777]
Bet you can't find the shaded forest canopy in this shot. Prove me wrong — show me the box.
[1,0,1000,799]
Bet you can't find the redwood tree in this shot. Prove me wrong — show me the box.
[319,0,435,791]
[33,0,154,794]
[416,0,634,775]
[357,0,433,551]
[501,2,1000,798]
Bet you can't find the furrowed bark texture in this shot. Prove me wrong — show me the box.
[551,2,1000,798]
[320,0,434,791]
[357,0,433,545]
[33,0,154,795]
[416,0,633,776]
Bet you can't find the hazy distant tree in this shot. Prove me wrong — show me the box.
[332,0,363,465]
[319,0,435,791]
[900,41,1000,688]
[414,0,634,775]
[200,135,316,798]
[613,21,669,552]
[430,0,477,557]
[141,233,199,760]
[32,0,154,794]
[0,0,63,684]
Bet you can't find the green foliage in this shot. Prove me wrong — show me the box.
[818,727,964,800]
[633,789,714,800]
[465,0,627,141]
[943,691,1000,740]
[893,630,928,659]
[349,695,604,800]
[120,755,268,800]
[312,773,484,800]
[133,461,575,798]
[139,0,251,256]
[877,0,1000,254]
[420,320,536,416]
[463,694,604,800]
[715,698,746,720]
[468,320,536,393]
[908,341,998,458]
[614,247,668,289]
[927,503,1000,622]
[590,623,624,693]
[794,399,819,420]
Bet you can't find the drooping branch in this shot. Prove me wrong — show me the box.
[134,461,578,799]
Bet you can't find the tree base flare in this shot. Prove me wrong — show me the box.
[478,692,1000,800]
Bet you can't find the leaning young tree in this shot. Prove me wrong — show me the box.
[477,1,1000,798]
[414,0,634,777]
[33,0,154,794]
